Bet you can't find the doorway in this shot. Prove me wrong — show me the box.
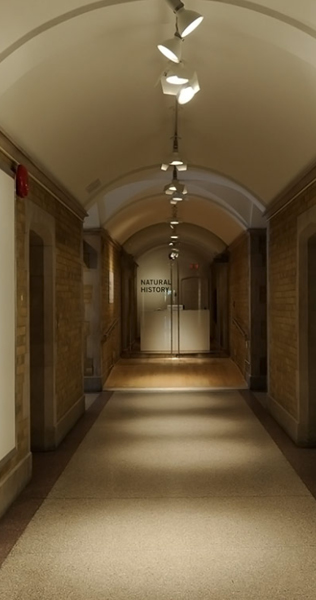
[307,233,316,444]
[29,228,55,450]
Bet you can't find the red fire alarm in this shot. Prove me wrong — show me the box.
[16,164,29,198]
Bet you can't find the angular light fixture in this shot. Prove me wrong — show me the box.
[169,151,185,166]
[178,72,200,104]
[169,191,186,204]
[160,70,200,104]
[164,181,187,196]
[161,150,187,172]
[165,1,204,38]
[169,249,179,260]
[177,8,204,38]
[173,190,186,200]
[165,62,192,85]
[158,33,182,63]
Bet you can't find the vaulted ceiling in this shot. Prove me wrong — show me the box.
[1,1,316,256]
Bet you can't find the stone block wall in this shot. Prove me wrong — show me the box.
[0,139,85,516]
[211,258,229,352]
[121,251,138,353]
[269,206,297,416]
[268,183,316,419]
[101,232,122,386]
[83,231,136,390]
[27,178,84,424]
[228,233,250,379]
[249,230,267,390]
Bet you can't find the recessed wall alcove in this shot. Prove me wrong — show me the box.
[26,204,56,450]
[298,206,316,446]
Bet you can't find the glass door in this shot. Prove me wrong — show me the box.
[137,245,211,356]
[168,251,210,355]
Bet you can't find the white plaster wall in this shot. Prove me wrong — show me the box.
[0,169,15,463]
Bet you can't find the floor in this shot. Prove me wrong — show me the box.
[105,357,246,390]
[1,390,316,599]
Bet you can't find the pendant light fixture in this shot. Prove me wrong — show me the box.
[158,32,183,63]
[158,0,203,104]
[161,102,187,172]
[176,8,203,38]
[165,1,204,38]
[160,69,200,104]
[165,62,192,85]
[178,72,200,104]
[168,205,180,259]
[164,168,188,196]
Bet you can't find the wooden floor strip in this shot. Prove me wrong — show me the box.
[105,357,247,390]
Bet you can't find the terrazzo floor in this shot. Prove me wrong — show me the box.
[1,390,316,599]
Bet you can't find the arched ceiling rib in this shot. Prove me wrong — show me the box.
[2,0,316,64]
[85,167,266,234]
[124,222,226,259]
[103,195,245,246]
[1,1,316,247]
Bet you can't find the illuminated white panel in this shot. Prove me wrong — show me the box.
[0,169,15,462]
[141,310,210,353]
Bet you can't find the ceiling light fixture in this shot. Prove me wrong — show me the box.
[172,191,186,201]
[158,33,183,63]
[165,62,192,85]
[164,182,187,196]
[169,248,179,260]
[178,72,200,104]
[177,8,203,37]
[164,167,187,195]
[160,70,200,104]
[165,1,204,38]
[161,103,188,172]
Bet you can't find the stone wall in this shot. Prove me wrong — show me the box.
[249,230,267,390]
[212,257,229,352]
[268,182,316,419]
[101,232,122,386]
[0,139,85,517]
[27,178,84,426]
[228,233,250,379]
[121,251,138,354]
[83,234,102,390]
[83,231,137,390]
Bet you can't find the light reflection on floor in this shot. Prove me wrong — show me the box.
[0,390,316,599]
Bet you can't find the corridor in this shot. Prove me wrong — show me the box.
[1,390,316,599]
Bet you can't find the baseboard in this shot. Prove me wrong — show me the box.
[55,395,85,446]
[249,375,267,391]
[267,394,299,443]
[84,376,103,392]
[0,453,32,519]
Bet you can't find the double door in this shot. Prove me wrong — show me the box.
[140,258,210,355]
